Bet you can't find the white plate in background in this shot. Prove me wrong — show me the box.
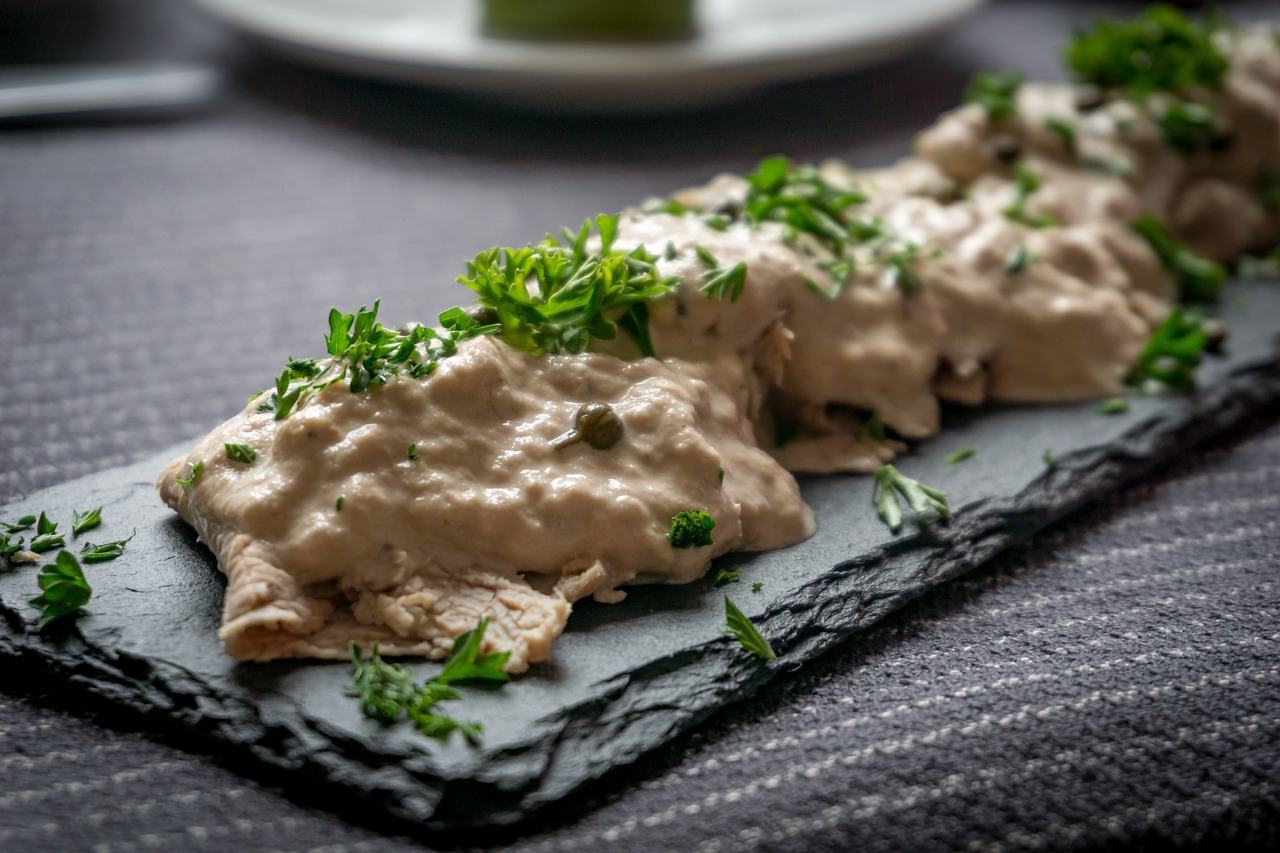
[194,0,984,111]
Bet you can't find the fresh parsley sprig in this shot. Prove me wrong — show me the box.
[1131,213,1225,302]
[346,618,508,743]
[873,465,952,533]
[257,301,499,420]
[1065,5,1228,98]
[458,214,679,358]
[29,550,92,631]
[71,507,102,536]
[80,535,133,564]
[723,596,776,661]
[1158,100,1217,153]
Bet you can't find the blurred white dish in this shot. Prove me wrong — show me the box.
[194,0,983,111]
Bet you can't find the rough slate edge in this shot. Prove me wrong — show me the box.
[2,349,1280,842]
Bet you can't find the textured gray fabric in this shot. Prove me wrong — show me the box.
[1,0,1278,849]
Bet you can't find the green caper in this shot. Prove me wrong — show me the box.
[552,402,624,450]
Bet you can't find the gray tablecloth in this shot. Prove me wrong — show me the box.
[1,1,1277,849]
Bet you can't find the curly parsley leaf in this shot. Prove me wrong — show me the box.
[873,465,952,533]
[29,550,92,631]
[347,624,502,743]
[694,245,748,302]
[1131,213,1225,302]
[965,70,1023,121]
[669,509,716,548]
[80,535,133,564]
[1065,5,1228,98]
[723,596,776,661]
[71,507,102,536]
[1044,116,1078,157]
[946,448,975,464]
[436,617,511,686]
[1096,397,1130,415]
[458,214,679,359]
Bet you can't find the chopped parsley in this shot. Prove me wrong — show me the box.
[225,443,257,465]
[1044,116,1078,157]
[175,460,203,487]
[346,619,507,743]
[873,465,952,533]
[946,448,975,464]
[964,70,1023,122]
[1096,397,1130,415]
[80,536,132,564]
[29,550,91,631]
[458,214,678,358]
[1002,163,1058,229]
[669,509,715,549]
[751,582,763,592]
[30,513,64,553]
[1043,450,1058,468]
[71,507,102,536]
[2,515,36,534]
[1065,5,1228,98]
[335,495,345,511]
[693,245,748,302]
[1158,100,1217,153]
[1127,307,1212,393]
[723,596,775,661]
[1131,213,1225,302]
[1006,243,1036,275]
[714,567,741,587]
[407,444,420,462]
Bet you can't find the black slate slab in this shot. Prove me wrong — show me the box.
[2,279,1278,836]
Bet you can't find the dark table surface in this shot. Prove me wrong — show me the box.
[2,1,1278,850]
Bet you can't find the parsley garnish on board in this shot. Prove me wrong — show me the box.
[29,550,92,631]
[946,448,975,464]
[964,70,1023,121]
[1096,397,1130,415]
[347,619,508,743]
[669,509,716,548]
[71,507,102,536]
[714,567,741,587]
[1127,307,1212,393]
[1065,5,1228,98]
[1130,213,1225,302]
[80,535,132,564]
[723,597,776,661]
[873,465,952,533]
[458,214,679,359]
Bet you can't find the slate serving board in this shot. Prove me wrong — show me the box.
[2,279,1278,837]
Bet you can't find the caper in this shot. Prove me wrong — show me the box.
[987,133,1022,166]
[551,402,624,450]
[1074,84,1106,113]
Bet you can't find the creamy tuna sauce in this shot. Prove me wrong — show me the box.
[159,18,1280,672]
